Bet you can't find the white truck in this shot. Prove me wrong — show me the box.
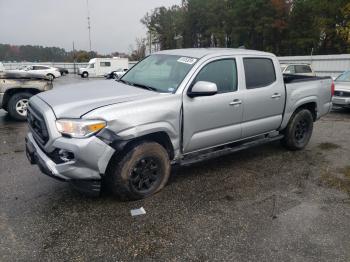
[79,58,129,78]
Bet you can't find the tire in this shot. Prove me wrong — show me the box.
[281,109,314,150]
[105,142,171,200]
[82,72,89,78]
[7,92,32,121]
[46,74,55,81]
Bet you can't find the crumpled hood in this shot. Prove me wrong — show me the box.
[335,81,350,91]
[37,80,158,118]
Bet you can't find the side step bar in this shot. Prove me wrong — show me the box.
[177,134,284,167]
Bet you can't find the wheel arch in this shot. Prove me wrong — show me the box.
[280,98,318,131]
[2,88,39,110]
[98,129,176,162]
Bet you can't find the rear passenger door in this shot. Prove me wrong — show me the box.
[241,57,285,138]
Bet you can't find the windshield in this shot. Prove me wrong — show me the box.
[336,71,350,82]
[121,54,198,93]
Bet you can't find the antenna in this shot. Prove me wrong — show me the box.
[86,0,92,52]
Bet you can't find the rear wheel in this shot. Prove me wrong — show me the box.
[7,92,32,121]
[281,109,314,150]
[82,72,89,78]
[105,142,171,200]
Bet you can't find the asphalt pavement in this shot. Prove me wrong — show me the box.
[1,75,350,261]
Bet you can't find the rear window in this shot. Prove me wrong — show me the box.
[243,58,276,89]
[295,65,312,73]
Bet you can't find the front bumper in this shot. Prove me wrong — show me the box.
[332,96,350,106]
[25,132,115,193]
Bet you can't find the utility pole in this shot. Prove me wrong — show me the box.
[86,0,92,52]
[72,41,76,74]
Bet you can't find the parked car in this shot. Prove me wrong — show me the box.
[332,70,350,108]
[26,48,333,199]
[79,58,129,78]
[0,71,53,120]
[56,67,69,76]
[104,68,129,79]
[17,65,61,80]
[280,63,316,76]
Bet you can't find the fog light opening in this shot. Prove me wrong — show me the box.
[58,149,75,162]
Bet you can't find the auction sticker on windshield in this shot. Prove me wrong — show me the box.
[177,57,197,65]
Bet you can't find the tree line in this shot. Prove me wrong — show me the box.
[142,0,350,56]
[0,44,133,63]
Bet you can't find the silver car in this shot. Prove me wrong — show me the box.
[332,71,350,108]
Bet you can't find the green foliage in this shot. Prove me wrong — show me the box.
[142,0,350,55]
[0,44,130,62]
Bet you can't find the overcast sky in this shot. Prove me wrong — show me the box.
[0,0,180,54]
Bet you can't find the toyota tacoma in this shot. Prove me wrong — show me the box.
[25,49,334,199]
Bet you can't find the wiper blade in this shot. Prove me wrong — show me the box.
[132,83,158,92]
[117,79,131,85]
[118,79,158,92]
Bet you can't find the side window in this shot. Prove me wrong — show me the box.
[194,59,237,93]
[100,62,111,67]
[296,65,312,73]
[286,65,295,74]
[243,58,276,89]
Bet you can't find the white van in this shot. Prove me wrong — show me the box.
[79,58,129,78]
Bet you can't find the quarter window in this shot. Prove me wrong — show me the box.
[194,59,238,93]
[243,58,276,89]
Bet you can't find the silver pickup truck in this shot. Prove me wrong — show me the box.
[0,72,53,120]
[25,49,334,199]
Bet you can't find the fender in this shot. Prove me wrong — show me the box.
[279,95,318,130]
[97,122,180,159]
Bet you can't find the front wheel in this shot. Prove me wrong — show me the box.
[281,109,314,150]
[105,142,171,200]
[46,74,55,81]
[7,92,32,121]
[81,72,89,78]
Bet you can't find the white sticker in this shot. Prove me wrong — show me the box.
[177,57,197,65]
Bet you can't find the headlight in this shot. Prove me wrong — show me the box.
[56,119,106,138]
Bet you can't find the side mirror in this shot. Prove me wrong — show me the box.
[188,81,218,98]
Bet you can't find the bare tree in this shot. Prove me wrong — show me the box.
[129,38,146,61]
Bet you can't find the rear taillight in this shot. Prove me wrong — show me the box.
[331,81,335,97]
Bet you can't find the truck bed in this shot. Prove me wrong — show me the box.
[280,74,333,130]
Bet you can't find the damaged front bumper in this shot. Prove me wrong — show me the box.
[25,132,115,195]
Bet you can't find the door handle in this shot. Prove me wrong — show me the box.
[271,93,281,99]
[229,99,242,106]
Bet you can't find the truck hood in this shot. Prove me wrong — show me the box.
[334,81,350,91]
[37,80,158,118]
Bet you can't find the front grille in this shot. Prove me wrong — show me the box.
[27,105,49,145]
[334,91,350,97]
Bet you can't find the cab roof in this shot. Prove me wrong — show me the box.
[155,48,274,59]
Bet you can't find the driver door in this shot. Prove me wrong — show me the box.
[182,58,243,153]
